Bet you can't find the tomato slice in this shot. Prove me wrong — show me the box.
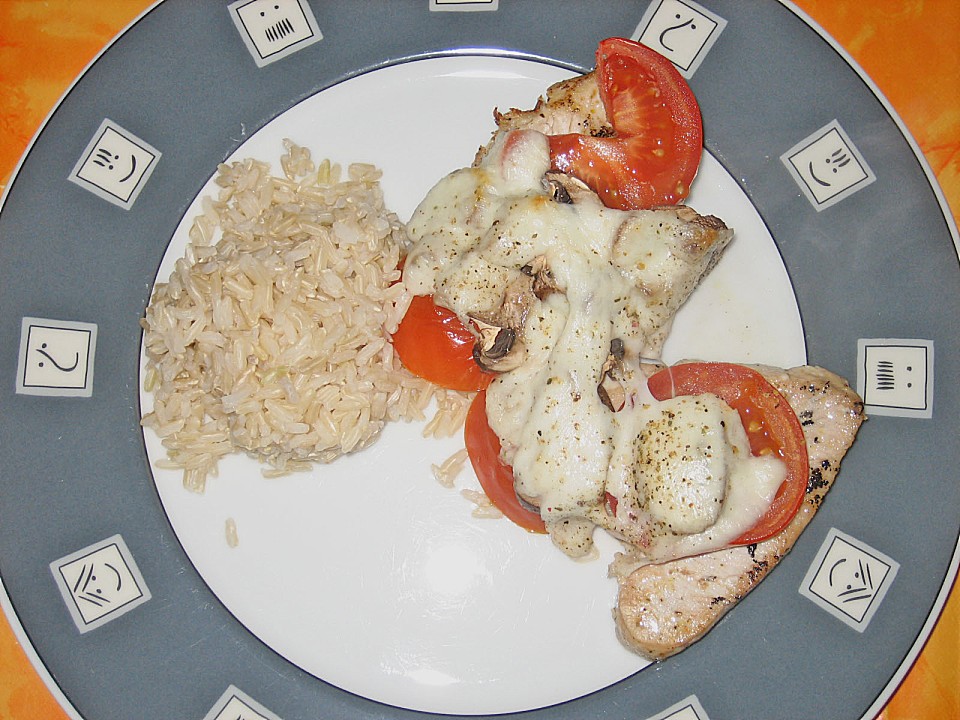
[549,37,703,210]
[391,294,492,392]
[464,390,547,534]
[646,362,809,545]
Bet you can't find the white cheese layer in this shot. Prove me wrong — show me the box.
[639,395,733,535]
[406,131,636,524]
[403,129,781,562]
[627,394,786,560]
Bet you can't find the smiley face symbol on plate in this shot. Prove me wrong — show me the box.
[35,341,80,373]
[93,145,138,183]
[658,13,699,52]
[808,147,854,187]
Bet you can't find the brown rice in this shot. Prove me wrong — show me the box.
[461,488,504,520]
[431,447,470,489]
[141,140,471,492]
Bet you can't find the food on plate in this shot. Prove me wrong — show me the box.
[402,105,736,560]
[140,141,469,492]
[393,38,707,391]
[139,35,865,662]
[613,364,864,658]
[602,361,811,557]
[390,292,493,392]
[416,127,734,541]
[396,37,864,657]
[477,38,702,210]
[465,387,546,533]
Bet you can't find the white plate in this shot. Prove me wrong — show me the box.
[144,56,805,715]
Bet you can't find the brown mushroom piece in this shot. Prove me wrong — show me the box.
[543,176,573,204]
[472,318,526,373]
[543,171,595,205]
[470,255,564,374]
[519,255,561,301]
[597,338,627,412]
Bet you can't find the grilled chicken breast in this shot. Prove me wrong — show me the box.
[612,365,865,658]
[474,70,606,166]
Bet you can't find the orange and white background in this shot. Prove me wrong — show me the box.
[0,2,957,718]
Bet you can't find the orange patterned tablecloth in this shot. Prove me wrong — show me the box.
[0,2,957,719]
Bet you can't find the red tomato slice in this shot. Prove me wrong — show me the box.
[391,294,492,392]
[464,390,547,534]
[549,37,703,210]
[646,362,809,545]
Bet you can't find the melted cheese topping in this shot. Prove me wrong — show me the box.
[404,130,783,562]
[640,396,733,535]
[621,394,786,561]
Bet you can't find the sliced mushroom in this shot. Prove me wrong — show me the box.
[472,318,526,373]
[543,171,595,205]
[520,254,560,301]
[597,338,627,412]
[469,257,566,374]
[543,176,573,204]
[609,337,625,362]
[598,374,626,412]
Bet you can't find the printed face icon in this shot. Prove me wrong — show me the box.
[863,343,930,410]
[801,530,898,630]
[801,132,868,198]
[857,339,934,418]
[51,537,151,632]
[75,127,157,201]
[69,120,160,208]
[58,543,145,624]
[782,121,875,209]
[230,0,321,65]
[635,0,726,76]
[17,318,98,397]
[23,324,92,389]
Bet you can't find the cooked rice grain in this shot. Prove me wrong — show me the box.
[461,488,504,520]
[225,517,240,548]
[141,140,467,491]
[431,448,470,489]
